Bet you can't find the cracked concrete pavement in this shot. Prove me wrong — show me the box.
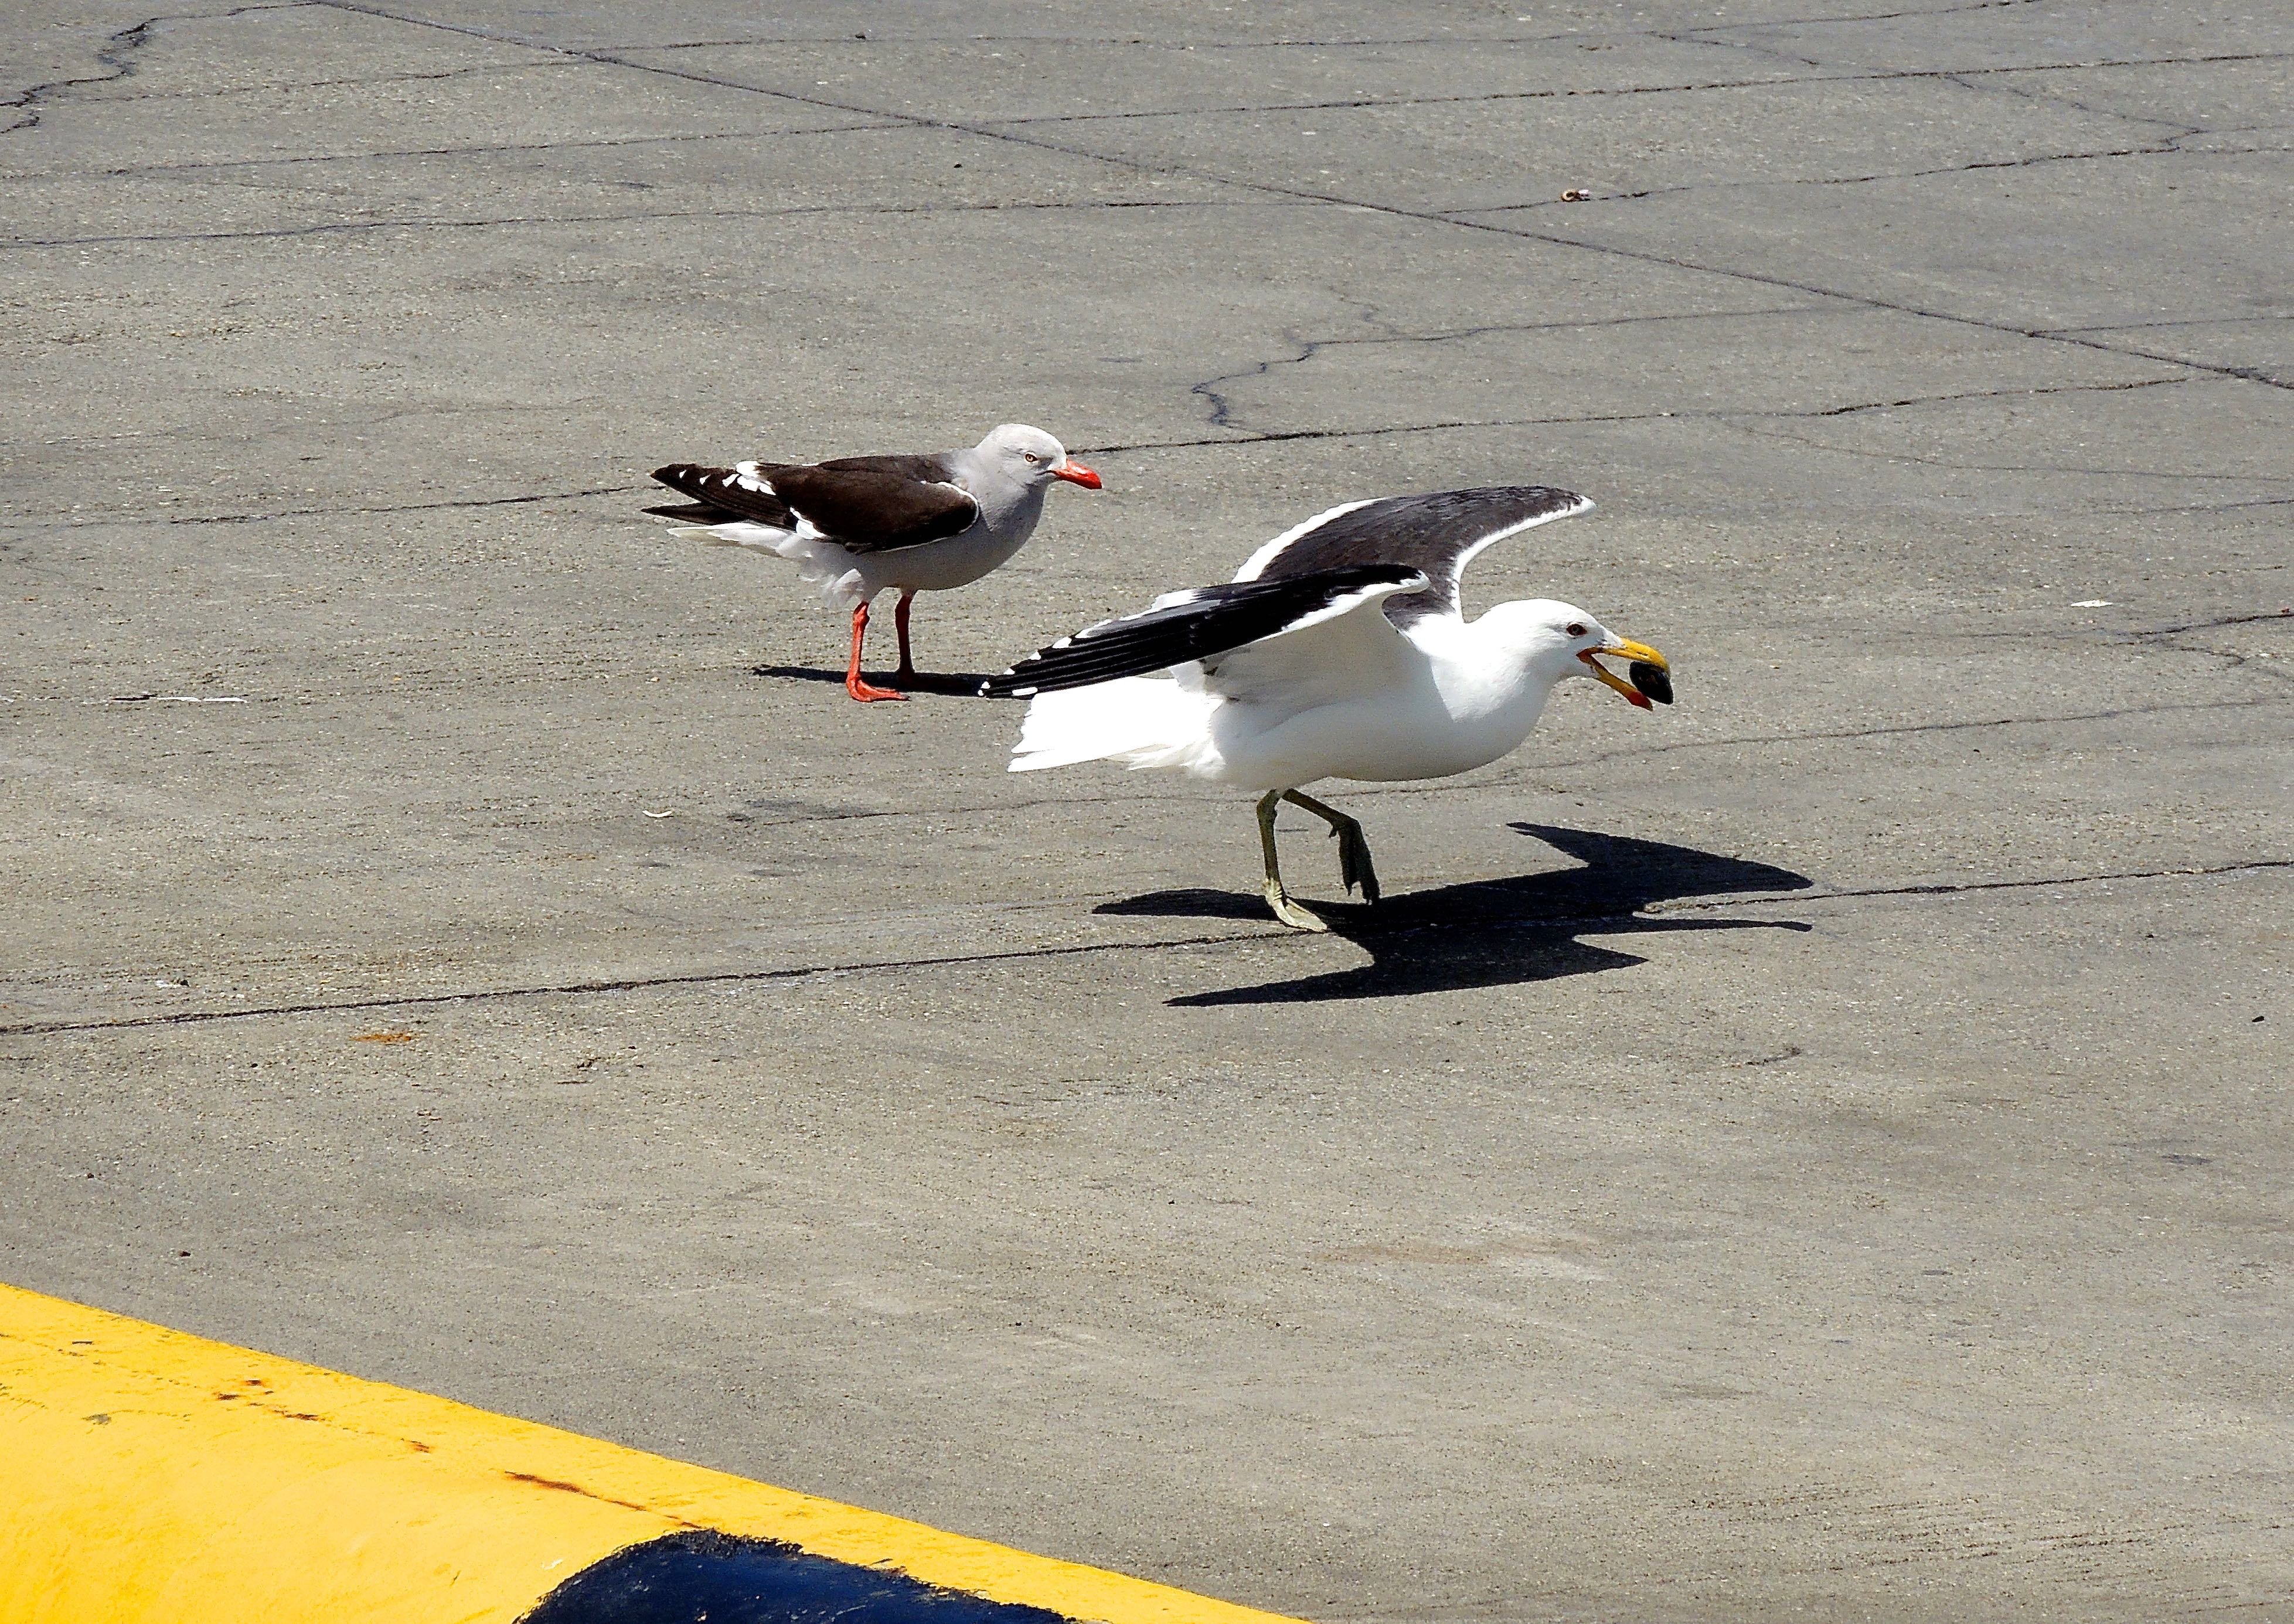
[4,2,2290,1618]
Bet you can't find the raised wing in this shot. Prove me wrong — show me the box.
[1233,486,1591,624]
[981,565,1424,699]
[649,455,979,553]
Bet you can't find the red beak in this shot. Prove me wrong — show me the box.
[1051,461,1101,489]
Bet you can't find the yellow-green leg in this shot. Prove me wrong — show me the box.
[1257,789,1330,931]
[1281,788,1380,904]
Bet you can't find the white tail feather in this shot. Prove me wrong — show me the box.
[1009,677,1221,775]
[659,518,867,610]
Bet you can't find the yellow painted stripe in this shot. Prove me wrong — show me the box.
[0,1283,1305,1624]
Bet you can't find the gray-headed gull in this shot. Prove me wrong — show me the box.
[651,424,1100,701]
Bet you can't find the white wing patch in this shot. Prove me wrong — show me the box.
[1190,573,1428,709]
[1244,571,1428,646]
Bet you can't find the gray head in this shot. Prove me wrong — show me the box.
[1483,598,1672,709]
[973,424,1102,489]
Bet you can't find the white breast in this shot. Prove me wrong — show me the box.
[1196,615,1556,790]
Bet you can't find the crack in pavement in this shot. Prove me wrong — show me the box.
[1184,305,1829,430]
[2133,610,2294,638]
[729,693,2285,825]
[2036,315,2294,336]
[1451,222,2294,393]
[2110,614,2294,685]
[2146,642,2294,686]
[2,195,1280,251]
[1468,138,2236,219]
[613,28,1669,53]
[1900,604,2294,685]
[587,0,2065,55]
[2,3,314,136]
[1684,0,2043,30]
[1717,417,2294,486]
[299,1,2292,399]
[29,0,2283,418]
[1092,374,2210,455]
[17,119,905,181]
[1936,64,2208,137]
[2128,628,2294,687]
[1,57,580,127]
[739,690,2282,823]
[1649,857,2293,914]
[29,483,644,527]
[0,692,2241,823]
[1475,695,2282,782]
[0,930,1278,1037]
[6,396,605,454]
[979,50,2285,131]
[5,856,2283,1040]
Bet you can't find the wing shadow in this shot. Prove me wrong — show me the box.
[748,665,1004,697]
[1097,823,1813,1005]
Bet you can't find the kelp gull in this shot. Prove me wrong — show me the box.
[983,486,1672,930]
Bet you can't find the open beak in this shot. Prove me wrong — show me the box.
[1051,460,1101,489]
[1578,639,1671,710]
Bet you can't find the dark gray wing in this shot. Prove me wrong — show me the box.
[1231,486,1591,624]
[981,565,1424,698]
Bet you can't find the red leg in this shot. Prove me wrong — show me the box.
[845,602,907,702]
[893,590,918,682]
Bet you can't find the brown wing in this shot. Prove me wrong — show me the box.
[649,454,980,553]
[809,454,957,481]
[649,463,797,527]
[764,460,981,554]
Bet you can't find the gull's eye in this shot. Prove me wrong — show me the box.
[1023,451,1042,464]
[1565,621,1587,637]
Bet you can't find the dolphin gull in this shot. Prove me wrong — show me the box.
[649,424,1101,701]
[982,486,1672,930]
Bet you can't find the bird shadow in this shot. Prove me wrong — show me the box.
[1097,823,1814,1005]
[748,665,1003,698]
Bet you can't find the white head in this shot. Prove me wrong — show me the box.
[1479,598,1672,709]
[974,423,1102,490]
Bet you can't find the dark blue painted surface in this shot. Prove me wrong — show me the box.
[520,1530,1083,1624]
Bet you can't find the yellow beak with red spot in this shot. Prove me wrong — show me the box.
[1578,639,1673,710]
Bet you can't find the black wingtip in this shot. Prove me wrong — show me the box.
[650,464,712,503]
